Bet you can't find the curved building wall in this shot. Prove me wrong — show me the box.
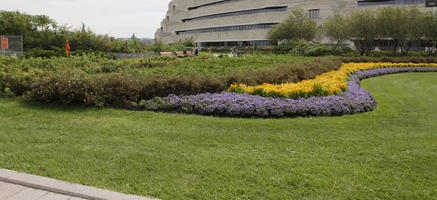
[155,0,431,47]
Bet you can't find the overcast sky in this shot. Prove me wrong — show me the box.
[2,0,171,38]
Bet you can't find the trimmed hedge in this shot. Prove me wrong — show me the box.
[341,56,437,63]
[30,57,343,107]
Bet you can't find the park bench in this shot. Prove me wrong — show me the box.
[160,52,174,57]
[176,51,185,57]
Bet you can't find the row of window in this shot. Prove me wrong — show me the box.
[188,0,243,10]
[357,0,425,6]
[176,23,277,35]
[182,7,288,23]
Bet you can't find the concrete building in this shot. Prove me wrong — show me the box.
[155,0,435,48]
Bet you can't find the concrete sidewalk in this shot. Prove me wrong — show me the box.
[0,181,86,200]
[0,168,157,200]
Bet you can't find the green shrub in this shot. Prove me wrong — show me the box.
[24,49,65,58]
[341,56,437,63]
[272,40,352,56]
[29,57,343,107]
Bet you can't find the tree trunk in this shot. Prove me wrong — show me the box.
[398,40,408,56]
[431,40,437,54]
[392,39,398,55]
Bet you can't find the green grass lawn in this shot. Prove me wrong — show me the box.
[0,72,436,199]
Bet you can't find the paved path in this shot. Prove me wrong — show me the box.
[0,181,85,200]
[0,168,157,200]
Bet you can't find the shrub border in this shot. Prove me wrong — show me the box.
[134,67,437,118]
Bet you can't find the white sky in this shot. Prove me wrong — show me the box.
[1,0,171,38]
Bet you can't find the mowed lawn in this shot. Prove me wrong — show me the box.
[0,72,436,200]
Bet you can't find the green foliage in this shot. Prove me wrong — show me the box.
[423,11,437,55]
[0,11,60,50]
[268,9,317,43]
[272,40,352,56]
[317,7,437,56]
[347,9,379,56]
[24,48,65,58]
[0,11,195,56]
[340,56,437,63]
[323,14,349,46]
[375,7,425,55]
[27,56,341,107]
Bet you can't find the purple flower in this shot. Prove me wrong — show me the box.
[140,67,437,118]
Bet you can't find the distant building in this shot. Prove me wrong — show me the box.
[155,0,434,48]
[116,33,153,44]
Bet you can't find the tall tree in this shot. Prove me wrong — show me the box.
[375,6,406,54]
[423,11,437,55]
[323,14,349,47]
[347,10,378,56]
[268,9,317,44]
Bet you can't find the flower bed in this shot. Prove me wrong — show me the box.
[229,63,437,99]
[133,66,437,118]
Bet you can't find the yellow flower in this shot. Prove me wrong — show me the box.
[230,63,437,98]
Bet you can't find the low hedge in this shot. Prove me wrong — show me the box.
[10,55,437,109]
[341,56,437,63]
[31,71,225,107]
[30,57,343,107]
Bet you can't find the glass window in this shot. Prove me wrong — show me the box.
[309,9,320,19]
[181,7,288,23]
[175,23,277,35]
[358,0,424,6]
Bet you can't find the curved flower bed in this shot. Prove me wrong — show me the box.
[229,63,437,99]
[132,66,437,118]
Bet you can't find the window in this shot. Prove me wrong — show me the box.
[173,5,176,11]
[167,16,169,21]
[358,0,425,6]
[188,0,242,10]
[309,9,320,19]
[181,7,288,23]
[161,27,163,32]
[175,23,278,35]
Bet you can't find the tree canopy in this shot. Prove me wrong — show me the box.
[268,9,317,44]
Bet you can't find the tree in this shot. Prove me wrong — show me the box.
[323,14,349,47]
[268,9,317,44]
[375,7,404,54]
[423,11,437,55]
[403,7,426,55]
[347,10,378,56]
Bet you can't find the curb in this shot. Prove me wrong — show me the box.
[0,168,158,200]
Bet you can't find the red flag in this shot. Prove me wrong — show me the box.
[66,40,71,56]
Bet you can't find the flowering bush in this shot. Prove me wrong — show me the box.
[134,67,437,118]
[229,63,437,99]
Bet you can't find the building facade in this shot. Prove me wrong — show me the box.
[155,0,433,48]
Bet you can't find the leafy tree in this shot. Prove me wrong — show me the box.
[347,10,378,56]
[423,11,437,55]
[323,14,349,47]
[268,9,317,43]
[0,11,167,55]
[403,7,426,55]
[0,11,64,50]
[375,7,425,55]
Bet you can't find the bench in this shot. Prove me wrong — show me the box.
[160,52,174,57]
[176,51,185,57]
